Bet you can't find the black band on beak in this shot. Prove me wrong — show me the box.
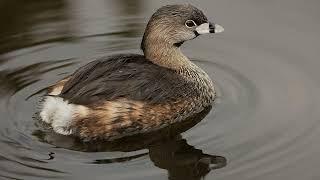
[209,22,215,33]
[195,22,224,35]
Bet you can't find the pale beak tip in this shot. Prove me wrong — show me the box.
[214,24,224,33]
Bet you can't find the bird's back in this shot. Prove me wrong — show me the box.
[60,54,196,105]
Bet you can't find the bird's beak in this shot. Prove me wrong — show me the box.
[196,22,224,35]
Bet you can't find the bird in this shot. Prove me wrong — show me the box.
[40,4,224,141]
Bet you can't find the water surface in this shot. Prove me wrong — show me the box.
[0,0,320,179]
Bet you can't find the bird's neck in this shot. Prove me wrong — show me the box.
[141,22,194,70]
[142,35,216,104]
[144,44,192,70]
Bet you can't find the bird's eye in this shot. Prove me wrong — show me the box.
[185,20,197,28]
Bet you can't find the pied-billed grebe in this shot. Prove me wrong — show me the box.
[40,4,224,141]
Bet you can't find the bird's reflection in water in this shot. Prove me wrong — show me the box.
[149,137,226,180]
[33,106,226,180]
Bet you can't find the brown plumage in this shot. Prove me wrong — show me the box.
[40,4,224,141]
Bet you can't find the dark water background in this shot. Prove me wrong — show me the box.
[0,0,320,179]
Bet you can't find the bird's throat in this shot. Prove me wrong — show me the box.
[143,39,191,71]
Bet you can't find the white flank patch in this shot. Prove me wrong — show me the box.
[40,96,88,135]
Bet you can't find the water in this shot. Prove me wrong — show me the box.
[0,0,320,179]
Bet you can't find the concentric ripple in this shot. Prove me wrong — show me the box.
[1,0,320,180]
